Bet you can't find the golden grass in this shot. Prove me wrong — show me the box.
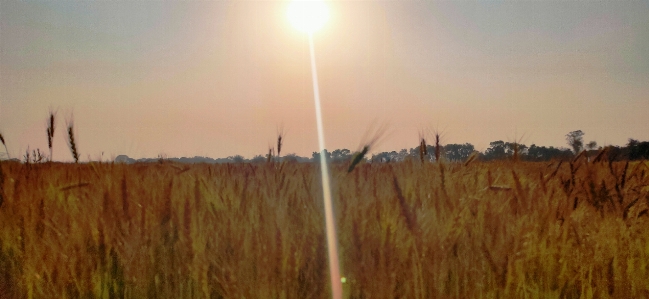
[0,159,648,298]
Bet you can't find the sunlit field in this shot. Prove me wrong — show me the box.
[1,158,648,298]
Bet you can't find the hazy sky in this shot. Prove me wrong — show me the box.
[1,0,648,161]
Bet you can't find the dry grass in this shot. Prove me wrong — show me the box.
[0,159,649,298]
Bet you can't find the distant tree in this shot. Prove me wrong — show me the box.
[627,139,649,160]
[311,150,332,162]
[330,149,352,162]
[371,152,387,162]
[389,151,400,162]
[444,143,475,161]
[525,144,543,161]
[483,141,507,161]
[174,156,216,164]
[482,141,532,161]
[282,153,301,163]
[401,144,436,162]
[425,145,436,160]
[566,130,585,154]
[586,141,598,151]
[525,144,572,161]
[408,147,419,157]
[115,155,136,164]
[504,142,527,157]
[371,151,399,162]
[249,155,266,163]
[228,155,245,163]
[398,149,409,162]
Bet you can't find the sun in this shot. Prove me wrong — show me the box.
[287,0,329,33]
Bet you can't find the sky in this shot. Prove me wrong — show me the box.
[1,0,648,161]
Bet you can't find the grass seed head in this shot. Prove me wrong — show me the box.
[418,129,428,164]
[23,147,31,164]
[348,122,389,173]
[47,110,57,162]
[419,139,427,163]
[434,132,441,162]
[267,147,274,164]
[67,119,79,163]
[513,142,519,162]
[348,146,368,173]
[277,125,285,159]
[510,132,526,162]
[0,133,8,160]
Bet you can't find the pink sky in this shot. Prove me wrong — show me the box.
[1,1,648,161]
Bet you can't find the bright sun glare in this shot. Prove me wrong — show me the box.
[287,0,329,33]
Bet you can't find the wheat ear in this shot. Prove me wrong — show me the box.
[47,110,56,162]
[67,121,79,163]
[0,133,9,159]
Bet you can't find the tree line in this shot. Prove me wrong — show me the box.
[309,130,649,163]
[64,130,649,164]
[263,131,648,164]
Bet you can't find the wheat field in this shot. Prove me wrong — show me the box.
[0,158,648,298]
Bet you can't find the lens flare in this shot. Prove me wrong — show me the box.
[308,33,342,299]
[288,2,340,298]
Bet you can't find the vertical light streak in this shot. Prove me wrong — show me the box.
[308,32,342,299]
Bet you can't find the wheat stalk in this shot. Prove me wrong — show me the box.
[348,147,368,173]
[511,132,526,162]
[47,110,56,162]
[0,133,9,160]
[513,142,519,162]
[348,122,389,173]
[276,125,285,162]
[418,130,428,164]
[277,134,283,159]
[23,147,31,164]
[572,150,586,163]
[592,147,609,163]
[267,147,274,164]
[434,131,441,162]
[67,119,79,163]
[392,176,417,233]
[464,151,478,166]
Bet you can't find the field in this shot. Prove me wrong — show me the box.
[1,158,648,298]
